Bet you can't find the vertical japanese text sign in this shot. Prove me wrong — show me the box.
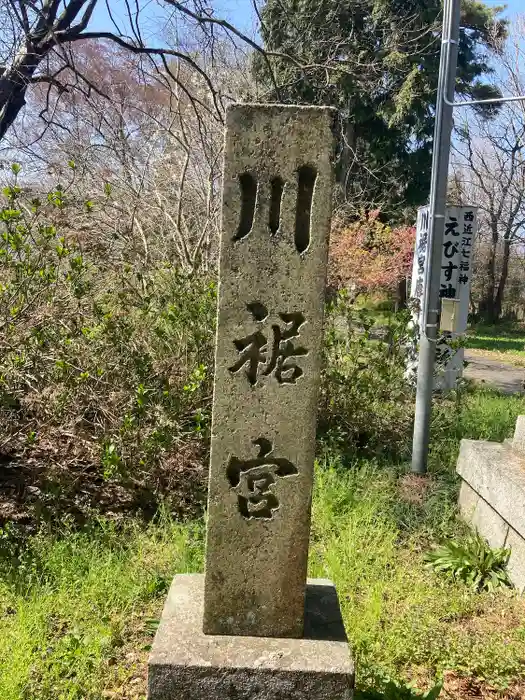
[410,206,431,322]
[411,206,478,327]
[440,207,477,332]
[409,206,478,386]
[204,105,335,638]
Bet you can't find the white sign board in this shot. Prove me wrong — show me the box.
[409,206,478,389]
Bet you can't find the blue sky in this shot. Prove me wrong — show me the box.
[487,0,519,17]
[90,0,520,38]
[90,0,255,36]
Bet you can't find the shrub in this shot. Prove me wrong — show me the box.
[319,290,415,459]
[329,211,415,296]
[424,532,512,592]
[0,168,215,525]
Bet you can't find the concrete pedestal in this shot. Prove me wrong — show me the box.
[148,574,354,700]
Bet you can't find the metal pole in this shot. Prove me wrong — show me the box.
[411,0,461,474]
[446,94,525,108]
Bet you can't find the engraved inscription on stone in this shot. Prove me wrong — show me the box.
[234,166,317,247]
[227,438,298,520]
[295,165,316,254]
[235,172,257,241]
[228,303,308,386]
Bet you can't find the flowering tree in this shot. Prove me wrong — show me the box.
[329,211,416,298]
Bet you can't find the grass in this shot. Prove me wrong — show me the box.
[465,323,525,366]
[353,295,401,329]
[311,464,525,694]
[0,518,204,700]
[311,390,525,696]
[1,388,525,699]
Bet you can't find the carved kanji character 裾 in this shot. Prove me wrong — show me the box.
[229,304,308,385]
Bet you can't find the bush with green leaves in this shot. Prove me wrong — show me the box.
[320,290,415,459]
[425,532,512,592]
[0,166,215,523]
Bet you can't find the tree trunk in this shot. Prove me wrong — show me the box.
[469,291,477,321]
[0,48,44,142]
[394,277,407,312]
[479,239,498,323]
[479,295,497,324]
[0,0,92,142]
[338,101,357,195]
[494,239,511,321]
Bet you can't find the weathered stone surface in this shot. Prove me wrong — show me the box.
[458,482,508,549]
[471,495,508,549]
[148,574,354,700]
[458,481,479,520]
[506,528,525,592]
[513,415,525,454]
[204,104,335,638]
[456,439,525,540]
[456,432,525,590]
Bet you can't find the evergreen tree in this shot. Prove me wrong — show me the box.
[256,0,506,220]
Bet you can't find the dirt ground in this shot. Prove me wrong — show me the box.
[464,350,525,394]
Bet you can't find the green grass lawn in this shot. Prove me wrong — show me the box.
[1,388,525,699]
[465,323,525,365]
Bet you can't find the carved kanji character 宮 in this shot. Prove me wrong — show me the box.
[227,438,298,519]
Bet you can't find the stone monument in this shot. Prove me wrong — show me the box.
[457,415,525,592]
[148,104,354,699]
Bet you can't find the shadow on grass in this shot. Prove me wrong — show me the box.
[466,335,525,353]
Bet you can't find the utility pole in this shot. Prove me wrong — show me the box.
[410,0,525,474]
[411,0,461,474]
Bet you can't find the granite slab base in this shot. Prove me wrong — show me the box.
[148,574,354,700]
[457,436,525,591]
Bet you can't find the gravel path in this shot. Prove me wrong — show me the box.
[464,350,525,394]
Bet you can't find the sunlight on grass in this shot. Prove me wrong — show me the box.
[465,324,525,365]
[466,335,525,354]
[1,388,525,698]
[310,458,525,693]
[0,517,204,700]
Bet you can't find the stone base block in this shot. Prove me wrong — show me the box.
[148,574,354,700]
[457,436,525,592]
[458,481,479,520]
[469,488,508,549]
[507,528,525,592]
[456,440,525,540]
